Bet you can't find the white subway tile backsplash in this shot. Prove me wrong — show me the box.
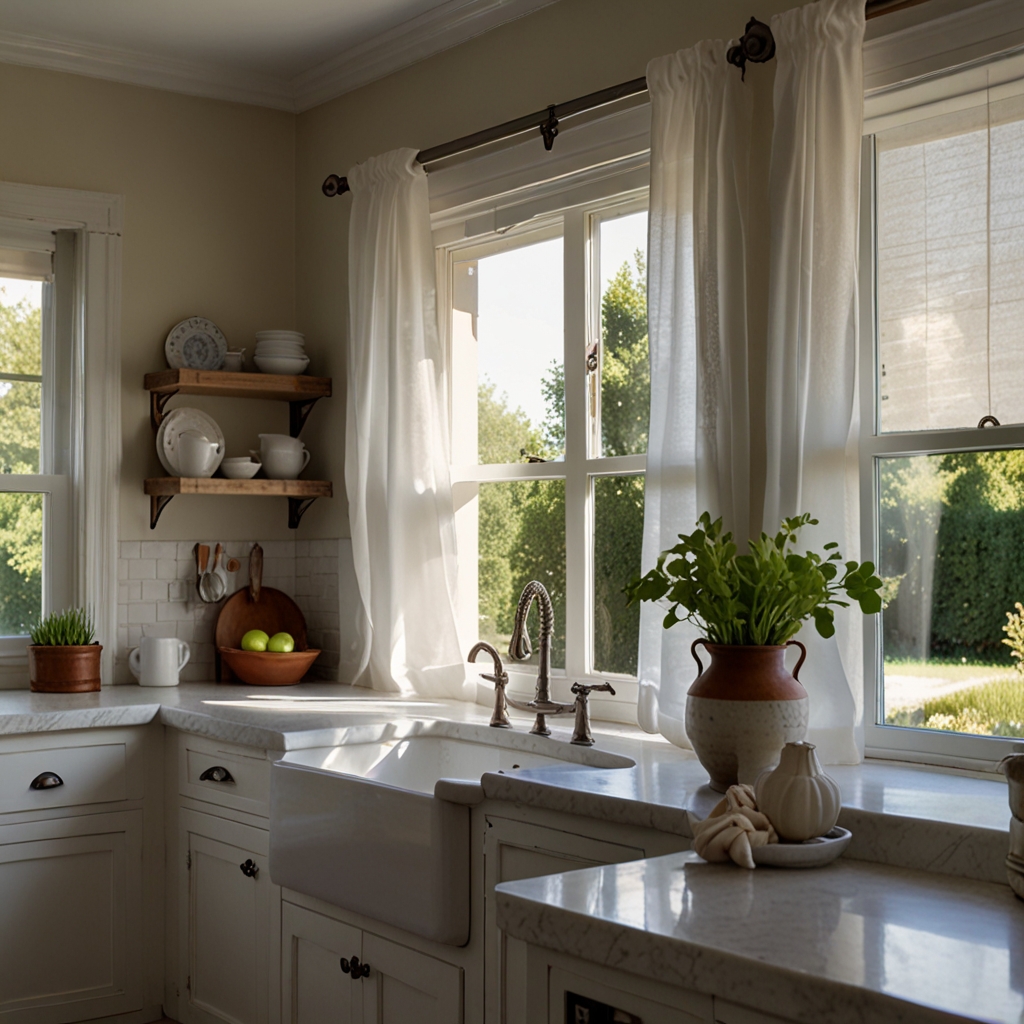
[142,580,168,602]
[127,602,156,624]
[120,541,140,560]
[141,541,177,560]
[157,559,177,580]
[128,559,156,580]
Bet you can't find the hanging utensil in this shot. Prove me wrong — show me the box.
[200,543,226,603]
[249,543,263,603]
[195,544,210,600]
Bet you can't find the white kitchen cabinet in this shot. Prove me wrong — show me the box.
[282,900,463,1024]
[179,808,280,1024]
[0,810,144,1024]
[483,816,645,1024]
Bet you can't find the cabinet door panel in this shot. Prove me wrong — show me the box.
[0,811,143,1024]
[362,932,461,1024]
[183,814,275,1024]
[281,902,360,1024]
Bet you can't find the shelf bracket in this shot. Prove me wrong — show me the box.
[289,397,321,438]
[150,494,174,529]
[288,496,318,529]
[151,389,178,431]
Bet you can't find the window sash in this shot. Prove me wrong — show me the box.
[860,134,1024,769]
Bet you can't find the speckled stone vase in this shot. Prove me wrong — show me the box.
[684,639,809,793]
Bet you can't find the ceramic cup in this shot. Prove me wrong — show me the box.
[178,429,223,478]
[129,636,190,687]
[222,349,245,372]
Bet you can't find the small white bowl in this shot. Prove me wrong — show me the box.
[255,344,306,356]
[221,460,261,479]
[254,355,310,375]
[256,331,304,341]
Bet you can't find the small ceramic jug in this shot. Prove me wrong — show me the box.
[178,429,223,478]
[754,741,841,842]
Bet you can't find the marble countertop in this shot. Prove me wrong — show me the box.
[496,851,1024,1024]
[0,682,1011,883]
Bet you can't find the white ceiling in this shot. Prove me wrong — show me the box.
[0,0,556,111]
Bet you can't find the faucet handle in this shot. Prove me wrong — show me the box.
[571,681,616,698]
[468,641,508,684]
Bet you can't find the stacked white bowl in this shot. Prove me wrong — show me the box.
[254,331,310,375]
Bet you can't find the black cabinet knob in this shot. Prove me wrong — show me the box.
[239,859,259,878]
[339,955,370,978]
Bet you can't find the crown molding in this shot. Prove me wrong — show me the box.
[0,0,559,114]
[0,28,295,110]
[291,0,558,111]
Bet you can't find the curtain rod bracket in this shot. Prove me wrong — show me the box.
[539,105,559,151]
[322,173,350,197]
[726,17,776,80]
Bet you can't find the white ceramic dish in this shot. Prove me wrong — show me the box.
[255,355,310,375]
[751,826,852,868]
[155,408,226,476]
[220,460,261,480]
[165,317,227,370]
[255,344,306,356]
[256,330,304,340]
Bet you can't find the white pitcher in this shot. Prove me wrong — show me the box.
[129,637,190,687]
[178,429,223,478]
[258,434,310,479]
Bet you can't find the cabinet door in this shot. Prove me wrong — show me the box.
[0,811,143,1024]
[484,817,643,1024]
[361,932,462,1024]
[281,901,361,1024]
[181,811,278,1024]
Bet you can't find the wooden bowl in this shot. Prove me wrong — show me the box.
[217,647,320,686]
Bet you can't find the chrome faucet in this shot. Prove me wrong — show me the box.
[467,581,617,744]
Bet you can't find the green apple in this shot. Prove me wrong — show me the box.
[267,632,295,654]
[241,629,269,652]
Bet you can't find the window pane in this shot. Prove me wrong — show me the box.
[0,278,43,473]
[0,491,42,636]
[875,101,1024,432]
[596,211,648,457]
[452,237,564,466]
[593,474,644,675]
[879,451,1024,738]
[477,479,565,670]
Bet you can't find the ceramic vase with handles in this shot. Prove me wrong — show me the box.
[257,433,310,480]
[129,636,190,687]
[755,741,842,841]
[684,639,809,792]
[177,429,223,478]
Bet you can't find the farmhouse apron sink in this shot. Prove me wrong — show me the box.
[268,721,634,944]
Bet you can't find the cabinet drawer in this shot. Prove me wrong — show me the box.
[0,741,127,814]
[180,735,271,817]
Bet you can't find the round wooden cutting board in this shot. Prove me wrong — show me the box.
[214,586,309,681]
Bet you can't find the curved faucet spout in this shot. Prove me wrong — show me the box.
[508,581,560,733]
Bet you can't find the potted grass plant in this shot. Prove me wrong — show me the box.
[625,513,882,791]
[28,608,102,693]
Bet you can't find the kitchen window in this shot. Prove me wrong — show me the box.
[0,235,71,671]
[861,48,1024,765]
[445,192,649,707]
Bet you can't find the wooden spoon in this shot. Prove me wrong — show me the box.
[249,543,263,603]
[195,544,210,600]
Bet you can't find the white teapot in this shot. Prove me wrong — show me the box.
[178,429,223,478]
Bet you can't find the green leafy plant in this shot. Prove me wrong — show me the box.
[624,512,883,646]
[30,607,96,647]
[1002,602,1024,673]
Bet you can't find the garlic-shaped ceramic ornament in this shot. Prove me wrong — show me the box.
[754,741,841,842]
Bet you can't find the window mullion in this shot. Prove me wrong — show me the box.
[563,208,589,681]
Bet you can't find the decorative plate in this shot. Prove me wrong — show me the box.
[752,826,852,868]
[156,407,225,477]
[165,317,227,370]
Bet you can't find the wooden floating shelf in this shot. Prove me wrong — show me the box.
[144,369,332,435]
[145,477,332,529]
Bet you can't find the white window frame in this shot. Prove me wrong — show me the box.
[0,182,122,687]
[860,10,1024,769]
[430,104,651,723]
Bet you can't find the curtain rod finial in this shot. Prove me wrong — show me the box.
[322,174,350,197]
[727,17,776,80]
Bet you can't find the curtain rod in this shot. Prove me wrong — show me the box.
[322,0,921,198]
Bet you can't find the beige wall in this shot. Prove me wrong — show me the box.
[0,62,298,541]
[294,0,806,539]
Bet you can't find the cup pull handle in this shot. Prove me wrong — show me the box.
[30,772,64,790]
[199,765,234,783]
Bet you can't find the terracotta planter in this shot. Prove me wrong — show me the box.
[684,639,809,792]
[28,644,103,693]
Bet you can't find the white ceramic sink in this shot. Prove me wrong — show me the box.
[269,723,634,945]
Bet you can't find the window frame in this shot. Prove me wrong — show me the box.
[859,129,1024,770]
[439,187,649,719]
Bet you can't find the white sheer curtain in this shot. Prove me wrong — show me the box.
[638,42,755,745]
[345,148,471,698]
[763,0,866,762]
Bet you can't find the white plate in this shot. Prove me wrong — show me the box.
[166,317,227,370]
[156,407,226,476]
[752,826,852,868]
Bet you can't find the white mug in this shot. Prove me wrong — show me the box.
[178,430,223,478]
[129,637,190,687]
